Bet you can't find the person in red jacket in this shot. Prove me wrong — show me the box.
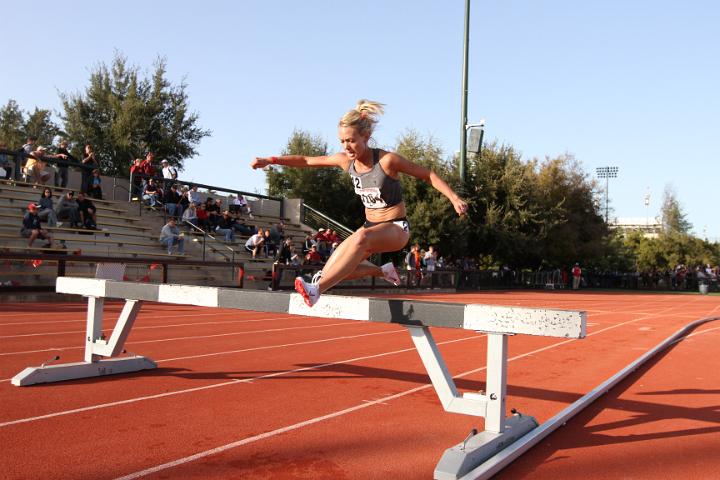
[572,263,582,290]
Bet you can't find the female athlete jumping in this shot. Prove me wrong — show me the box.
[251,100,468,306]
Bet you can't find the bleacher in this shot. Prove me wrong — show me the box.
[0,177,315,290]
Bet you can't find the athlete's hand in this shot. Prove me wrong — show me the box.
[453,198,469,217]
[251,157,271,169]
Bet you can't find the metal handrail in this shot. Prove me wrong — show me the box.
[184,220,237,267]
[300,203,354,239]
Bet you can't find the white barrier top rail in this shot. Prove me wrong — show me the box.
[56,278,585,338]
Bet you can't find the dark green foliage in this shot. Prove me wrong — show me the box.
[0,100,63,149]
[60,53,210,176]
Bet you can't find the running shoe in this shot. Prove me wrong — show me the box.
[311,270,323,285]
[381,262,400,286]
[295,277,320,307]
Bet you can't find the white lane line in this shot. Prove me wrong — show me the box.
[0,321,361,356]
[0,316,303,339]
[0,311,296,327]
[0,335,480,428]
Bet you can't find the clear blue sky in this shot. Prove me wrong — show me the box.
[2,1,718,239]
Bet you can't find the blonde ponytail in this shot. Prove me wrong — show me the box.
[339,99,385,136]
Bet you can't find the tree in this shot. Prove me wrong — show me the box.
[266,129,365,229]
[660,185,692,234]
[0,100,26,149]
[24,107,63,147]
[60,53,210,176]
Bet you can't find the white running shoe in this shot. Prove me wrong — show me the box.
[311,270,323,285]
[381,262,400,286]
[295,277,320,307]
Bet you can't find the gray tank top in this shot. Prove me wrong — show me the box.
[347,149,403,209]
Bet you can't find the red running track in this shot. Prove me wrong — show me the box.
[0,291,718,480]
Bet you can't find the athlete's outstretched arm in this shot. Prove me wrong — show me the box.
[386,153,468,216]
[251,153,347,170]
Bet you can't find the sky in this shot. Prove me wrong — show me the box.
[2,0,718,239]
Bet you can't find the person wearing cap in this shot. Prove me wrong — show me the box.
[161,159,178,191]
[56,190,81,228]
[24,146,67,185]
[21,203,54,248]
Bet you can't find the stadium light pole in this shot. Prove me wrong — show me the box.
[459,0,471,185]
[644,189,650,229]
[596,166,619,224]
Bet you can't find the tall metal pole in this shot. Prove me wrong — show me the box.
[459,0,471,184]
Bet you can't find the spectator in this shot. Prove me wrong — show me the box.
[215,211,236,243]
[195,202,209,230]
[179,186,191,212]
[205,197,221,228]
[182,202,198,227]
[270,221,285,244]
[230,213,255,236]
[572,262,582,290]
[55,190,81,228]
[159,217,185,255]
[21,203,53,248]
[140,152,157,180]
[424,245,437,272]
[230,193,253,218]
[304,244,323,265]
[87,169,103,199]
[143,178,162,207]
[76,192,98,230]
[54,139,76,188]
[129,158,143,199]
[36,187,58,227]
[276,238,294,264]
[0,142,12,180]
[302,234,315,255]
[16,136,35,180]
[80,144,98,193]
[25,147,66,185]
[263,228,277,258]
[188,185,202,205]
[164,184,183,219]
[405,243,419,271]
[245,230,265,258]
[160,159,178,190]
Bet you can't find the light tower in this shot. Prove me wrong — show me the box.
[596,166,619,223]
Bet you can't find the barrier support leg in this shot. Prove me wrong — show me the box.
[405,326,538,480]
[12,297,156,386]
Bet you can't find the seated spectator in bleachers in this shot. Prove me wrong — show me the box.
[87,169,103,199]
[143,178,162,207]
[270,221,285,244]
[244,230,265,259]
[230,213,255,236]
[76,192,98,230]
[195,202,209,230]
[55,139,76,188]
[179,186,191,211]
[164,184,183,219]
[182,202,198,227]
[159,217,185,255]
[263,228,277,258]
[205,197,221,228]
[36,187,58,227]
[229,193,253,218]
[56,190,81,228]
[215,211,236,243]
[304,245,323,265]
[302,233,315,255]
[188,185,202,205]
[25,147,67,185]
[21,203,54,248]
[0,142,12,180]
[275,238,296,264]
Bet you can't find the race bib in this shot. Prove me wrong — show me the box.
[355,186,387,209]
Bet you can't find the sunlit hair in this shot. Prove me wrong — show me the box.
[339,99,385,137]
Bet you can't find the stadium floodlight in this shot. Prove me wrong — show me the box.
[596,166,619,223]
[467,120,485,155]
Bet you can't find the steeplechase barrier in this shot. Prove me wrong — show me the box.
[12,277,586,479]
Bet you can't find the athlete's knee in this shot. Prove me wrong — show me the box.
[352,229,373,253]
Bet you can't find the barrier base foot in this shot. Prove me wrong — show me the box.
[434,414,538,480]
[11,356,157,386]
